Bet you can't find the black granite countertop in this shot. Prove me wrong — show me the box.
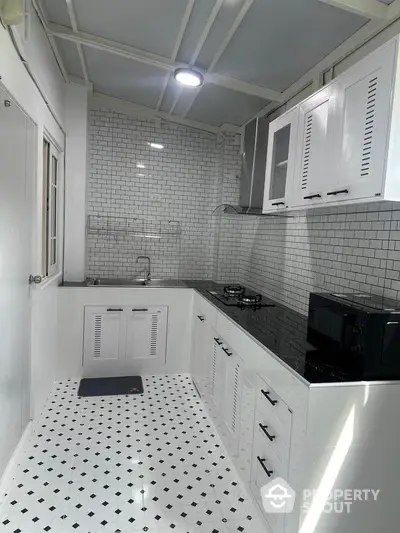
[58,278,347,384]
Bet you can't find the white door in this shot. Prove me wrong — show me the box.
[125,306,167,367]
[263,107,299,212]
[293,85,337,207]
[0,91,34,475]
[83,307,126,377]
[328,41,396,203]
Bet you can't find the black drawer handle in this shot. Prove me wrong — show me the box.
[132,308,148,312]
[259,423,276,442]
[214,337,223,345]
[222,347,232,357]
[197,315,205,322]
[271,201,285,206]
[257,456,273,478]
[261,390,278,406]
[326,189,349,196]
[107,308,123,312]
[303,194,321,200]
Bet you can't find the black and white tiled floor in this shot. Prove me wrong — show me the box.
[0,375,266,533]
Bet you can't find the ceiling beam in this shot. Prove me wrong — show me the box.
[317,0,390,19]
[48,22,282,102]
[182,0,254,118]
[157,0,195,111]
[90,92,242,135]
[206,72,282,101]
[168,0,225,115]
[32,0,69,82]
[65,0,89,83]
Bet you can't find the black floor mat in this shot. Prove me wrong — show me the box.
[77,376,144,397]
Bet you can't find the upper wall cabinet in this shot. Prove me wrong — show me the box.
[264,35,400,211]
[328,40,397,204]
[292,85,337,208]
[263,107,299,212]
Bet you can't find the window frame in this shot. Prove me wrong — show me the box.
[42,136,61,278]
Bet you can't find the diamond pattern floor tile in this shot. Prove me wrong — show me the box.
[0,375,267,533]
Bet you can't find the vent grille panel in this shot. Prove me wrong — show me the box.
[360,76,378,178]
[150,314,158,357]
[93,315,102,358]
[301,114,313,190]
[231,363,240,434]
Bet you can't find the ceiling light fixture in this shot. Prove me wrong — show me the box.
[136,163,145,168]
[174,67,204,88]
[148,142,164,150]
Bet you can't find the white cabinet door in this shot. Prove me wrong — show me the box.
[223,351,243,454]
[263,107,299,212]
[293,85,337,207]
[191,311,213,397]
[125,306,167,366]
[209,337,226,415]
[327,41,396,203]
[83,306,167,377]
[84,307,126,373]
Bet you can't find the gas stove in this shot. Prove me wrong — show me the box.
[207,285,276,309]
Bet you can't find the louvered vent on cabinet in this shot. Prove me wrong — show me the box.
[301,114,313,190]
[93,315,102,358]
[150,313,158,357]
[230,363,241,435]
[210,341,218,400]
[360,76,377,178]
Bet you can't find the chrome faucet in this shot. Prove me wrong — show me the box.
[136,255,151,284]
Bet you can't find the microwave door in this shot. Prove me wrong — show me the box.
[308,308,355,352]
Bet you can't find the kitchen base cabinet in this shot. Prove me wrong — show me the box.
[83,305,168,377]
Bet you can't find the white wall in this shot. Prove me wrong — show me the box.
[64,82,89,281]
[0,13,65,427]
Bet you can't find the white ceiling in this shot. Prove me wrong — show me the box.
[41,0,368,129]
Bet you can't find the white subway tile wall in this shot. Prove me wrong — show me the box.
[87,109,234,279]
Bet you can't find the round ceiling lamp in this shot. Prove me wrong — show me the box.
[174,68,204,88]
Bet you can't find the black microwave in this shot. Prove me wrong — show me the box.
[307,292,400,381]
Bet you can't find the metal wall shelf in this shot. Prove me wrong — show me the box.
[87,215,182,240]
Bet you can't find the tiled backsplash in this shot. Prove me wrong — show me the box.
[232,204,400,315]
[87,109,240,279]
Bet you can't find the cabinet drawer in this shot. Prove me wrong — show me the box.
[254,418,290,467]
[194,293,217,327]
[256,376,292,433]
[251,432,287,533]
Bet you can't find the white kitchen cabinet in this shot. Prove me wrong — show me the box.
[292,84,337,208]
[209,336,227,416]
[84,307,126,364]
[83,305,168,377]
[223,350,243,443]
[263,107,299,212]
[190,302,215,398]
[125,306,167,366]
[327,40,396,204]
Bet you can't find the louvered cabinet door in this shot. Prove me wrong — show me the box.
[223,352,243,451]
[329,41,396,203]
[125,306,167,367]
[209,340,226,416]
[293,85,337,207]
[83,307,126,375]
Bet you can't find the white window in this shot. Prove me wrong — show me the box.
[42,138,60,277]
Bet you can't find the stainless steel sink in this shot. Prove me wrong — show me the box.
[86,278,186,288]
